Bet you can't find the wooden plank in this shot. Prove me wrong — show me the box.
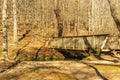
[49,48,88,51]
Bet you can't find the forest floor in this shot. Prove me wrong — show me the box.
[0,54,120,80]
[0,33,120,80]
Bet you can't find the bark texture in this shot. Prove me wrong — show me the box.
[2,0,8,60]
[13,0,18,43]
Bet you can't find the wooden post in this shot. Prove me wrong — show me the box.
[13,0,18,43]
[1,0,8,60]
[101,36,109,50]
[99,36,109,57]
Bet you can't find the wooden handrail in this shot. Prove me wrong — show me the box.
[52,34,110,38]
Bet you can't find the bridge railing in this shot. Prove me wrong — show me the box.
[47,34,110,51]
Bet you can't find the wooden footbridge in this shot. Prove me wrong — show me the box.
[47,34,110,51]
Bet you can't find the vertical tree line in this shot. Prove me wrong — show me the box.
[1,0,8,60]
[1,0,17,60]
[54,0,63,37]
[54,0,79,37]
[108,0,120,33]
[13,0,18,43]
[74,0,79,36]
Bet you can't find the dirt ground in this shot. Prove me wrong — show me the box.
[0,54,120,80]
[0,32,120,80]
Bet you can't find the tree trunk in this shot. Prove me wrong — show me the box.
[74,0,79,36]
[108,0,120,33]
[54,0,58,37]
[13,0,18,43]
[54,0,63,37]
[1,0,8,60]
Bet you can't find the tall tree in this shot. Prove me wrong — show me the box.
[108,0,120,32]
[13,0,18,43]
[1,0,8,60]
[54,0,58,37]
[74,0,79,36]
[54,0,63,37]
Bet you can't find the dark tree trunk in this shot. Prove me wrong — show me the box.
[54,0,63,37]
[108,0,120,33]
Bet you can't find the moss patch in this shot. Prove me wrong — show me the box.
[17,48,65,61]
[19,70,75,80]
[49,72,75,80]
[20,72,39,78]
[94,65,120,71]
